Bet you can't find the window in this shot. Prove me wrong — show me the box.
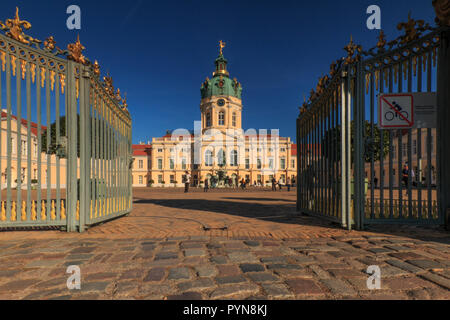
[138,160,143,169]
[413,140,417,155]
[157,158,163,170]
[257,148,262,152]
[402,144,407,157]
[268,158,274,169]
[181,158,187,170]
[280,157,286,170]
[218,111,225,125]
[169,158,174,170]
[257,158,262,169]
[291,159,295,169]
[230,150,238,166]
[34,142,38,157]
[269,148,273,153]
[245,148,250,152]
[170,175,175,183]
[158,175,163,183]
[33,169,37,180]
[206,112,211,127]
[21,140,27,155]
[139,176,143,184]
[257,174,262,183]
[158,148,163,153]
[232,112,236,127]
[245,158,250,169]
[280,148,286,152]
[217,149,226,166]
[205,150,213,166]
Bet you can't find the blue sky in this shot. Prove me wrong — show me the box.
[3,1,437,143]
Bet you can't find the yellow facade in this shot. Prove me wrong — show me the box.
[1,111,69,190]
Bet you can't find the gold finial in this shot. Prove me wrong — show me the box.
[0,7,38,44]
[219,40,226,55]
[67,34,87,65]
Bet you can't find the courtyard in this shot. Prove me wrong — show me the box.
[0,188,448,300]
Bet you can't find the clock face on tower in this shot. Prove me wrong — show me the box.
[217,99,225,107]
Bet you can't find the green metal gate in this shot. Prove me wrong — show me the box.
[0,8,132,232]
[297,1,449,230]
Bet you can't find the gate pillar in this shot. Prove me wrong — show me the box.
[437,27,450,229]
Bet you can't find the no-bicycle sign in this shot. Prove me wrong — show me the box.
[378,92,437,129]
[379,94,414,128]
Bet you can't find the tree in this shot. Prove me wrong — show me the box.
[320,120,390,164]
[41,115,118,159]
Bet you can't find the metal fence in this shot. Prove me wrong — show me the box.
[297,2,449,230]
[0,8,132,232]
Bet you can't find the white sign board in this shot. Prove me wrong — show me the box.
[378,92,437,129]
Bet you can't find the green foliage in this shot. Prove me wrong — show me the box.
[320,120,389,163]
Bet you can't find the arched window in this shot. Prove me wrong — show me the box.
[206,112,211,127]
[218,111,225,125]
[232,112,236,127]
[205,150,213,166]
[217,149,226,166]
[230,150,238,166]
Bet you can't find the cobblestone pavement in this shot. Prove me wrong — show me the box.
[0,188,448,300]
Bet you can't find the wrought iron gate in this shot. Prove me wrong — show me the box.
[297,1,449,230]
[0,8,132,232]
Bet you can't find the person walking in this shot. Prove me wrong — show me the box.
[278,177,283,191]
[184,171,191,193]
[286,177,291,192]
[271,177,277,191]
[402,164,409,188]
[204,177,209,192]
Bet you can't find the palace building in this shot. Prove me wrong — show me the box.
[132,42,297,187]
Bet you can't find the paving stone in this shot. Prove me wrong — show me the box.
[168,267,191,280]
[0,269,21,278]
[184,249,206,257]
[260,256,288,264]
[85,272,117,281]
[320,278,357,296]
[155,252,179,260]
[384,245,412,252]
[291,255,315,264]
[266,264,301,270]
[367,247,393,254]
[406,260,445,271]
[379,265,409,277]
[419,273,450,290]
[262,283,294,299]
[119,269,144,280]
[308,265,331,279]
[327,269,366,278]
[385,259,425,274]
[239,264,265,273]
[244,241,260,247]
[216,265,241,276]
[247,272,279,283]
[177,278,216,292]
[180,242,204,249]
[195,265,217,278]
[285,279,324,296]
[406,289,431,300]
[0,279,41,292]
[210,283,260,299]
[272,268,313,278]
[228,252,258,263]
[206,243,222,249]
[32,277,68,290]
[70,247,96,254]
[215,275,247,285]
[384,276,435,291]
[389,252,427,260]
[210,256,227,264]
[143,268,166,282]
[25,259,63,268]
[167,292,203,300]
[80,281,110,292]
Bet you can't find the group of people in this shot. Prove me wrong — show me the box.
[271,177,293,192]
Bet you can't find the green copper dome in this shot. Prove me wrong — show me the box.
[200,53,242,100]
